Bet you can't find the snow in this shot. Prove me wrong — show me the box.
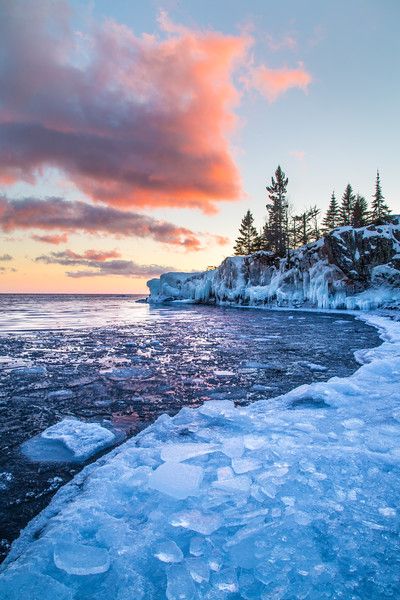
[1,313,400,598]
[21,418,116,462]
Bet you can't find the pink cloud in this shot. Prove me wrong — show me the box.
[289,150,306,160]
[0,2,249,213]
[245,63,312,103]
[32,233,69,245]
[0,3,313,213]
[0,195,225,251]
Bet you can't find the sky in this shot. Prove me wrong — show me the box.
[0,0,399,293]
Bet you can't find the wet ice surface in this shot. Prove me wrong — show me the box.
[0,294,380,563]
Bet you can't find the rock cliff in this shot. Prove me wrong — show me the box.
[147,220,400,310]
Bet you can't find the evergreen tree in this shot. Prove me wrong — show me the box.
[339,184,355,226]
[322,192,340,231]
[233,210,260,255]
[264,165,289,256]
[370,170,390,224]
[352,194,369,228]
[289,206,320,248]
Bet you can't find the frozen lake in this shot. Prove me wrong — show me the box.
[0,294,380,562]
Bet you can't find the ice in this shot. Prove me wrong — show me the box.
[105,366,153,380]
[53,542,110,575]
[21,418,116,462]
[47,390,74,400]
[231,457,261,474]
[186,557,210,583]
[148,222,400,311]
[0,573,73,600]
[171,510,222,535]
[160,442,216,463]
[2,313,400,598]
[221,437,244,458]
[154,540,183,563]
[149,462,203,499]
[166,564,197,600]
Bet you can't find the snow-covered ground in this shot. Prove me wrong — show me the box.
[1,311,399,599]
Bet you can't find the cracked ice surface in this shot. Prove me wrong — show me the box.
[1,314,400,598]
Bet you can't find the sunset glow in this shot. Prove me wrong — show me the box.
[0,0,399,293]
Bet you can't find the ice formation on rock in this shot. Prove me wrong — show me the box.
[148,221,400,310]
[1,313,400,598]
[21,418,116,463]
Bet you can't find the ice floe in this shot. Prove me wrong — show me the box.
[21,418,116,463]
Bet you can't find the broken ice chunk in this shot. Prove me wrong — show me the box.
[170,510,222,535]
[212,475,251,494]
[198,400,235,418]
[166,564,196,600]
[105,366,153,380]
[154,540,183,563]
[47,390,74,400]
[22,418,116,462]
[53,542,110,575]
[186,557,210,583]
[189,536,208,557]
[221,437,244,458]
[231,457,261,474]
[160,442,216,463]
[212,568,239,593]
[149,462,203,499]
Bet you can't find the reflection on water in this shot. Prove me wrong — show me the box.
[0,294,380,562]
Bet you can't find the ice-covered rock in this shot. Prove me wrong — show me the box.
[21,418,116,462]
[148,221,400,310]
[1,314,400,598]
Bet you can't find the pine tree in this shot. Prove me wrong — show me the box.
[370,170,390,224]
[233,210,260,255]
[339,184,355,226]
[322,192,340,232]
[264,165,289,256]
[352,194,369,228]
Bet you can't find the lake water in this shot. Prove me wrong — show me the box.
[0,294,380,562]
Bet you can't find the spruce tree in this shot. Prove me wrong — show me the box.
[322,192,340,231]
[370,170,390,224]
[233,210,260,255]
[265,165,289,256]
[352,194,369,228]
[339,184,355,226]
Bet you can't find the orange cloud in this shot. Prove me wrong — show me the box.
[245,63,312,103]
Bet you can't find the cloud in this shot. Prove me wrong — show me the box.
[0,196,228,250]
[32,233,69,245]
[0,254,13,261]
[244,63,312,103]
[0,1,248,213]
[35,251,171,278]
[266,34,297,52]
[289,150,306,160]
[0,3,313,214]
